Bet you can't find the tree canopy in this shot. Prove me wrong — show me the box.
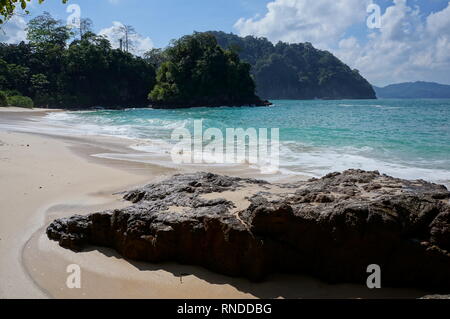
[27,11,72,47]
[0,12,155,108]
[0,13,264,109]
[0,1,376,102]
[149,32,263,108]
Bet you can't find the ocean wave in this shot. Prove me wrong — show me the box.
[338,103,401,109]
[279,141,450,186]
[35,107,450,187]
[42,111,187,140]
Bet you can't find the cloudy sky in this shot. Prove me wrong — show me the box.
[1,0,449,86]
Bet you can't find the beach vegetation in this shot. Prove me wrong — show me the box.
[7,94,34,108]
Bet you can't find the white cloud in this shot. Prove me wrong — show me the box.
[427,3,450,35]
[234,0,450,86]
[0,15,27,44]
[234,0,370,49]
[99,21,154,56]
[336,0,450,85]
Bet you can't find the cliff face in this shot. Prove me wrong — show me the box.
[210,32,377,100]
[47,170,450,290]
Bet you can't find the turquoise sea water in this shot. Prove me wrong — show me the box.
[43,99,450,185]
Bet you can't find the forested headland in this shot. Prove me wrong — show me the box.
[210,31,376,100]
[0,12,375,109]
[148,33,269,108]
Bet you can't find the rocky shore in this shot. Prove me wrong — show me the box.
[47,170,450,291]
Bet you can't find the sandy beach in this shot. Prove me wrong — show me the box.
[0,108,428,299]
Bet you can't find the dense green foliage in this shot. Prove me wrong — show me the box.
[209,32,376,100]
[7,94,33,107]
[0,13,155,108]
[374,82,450,99]
[0,90,7,106]
[0,89,33,107]
[149,33,263,108]
[1,12,377,109]
[1,0,377,103]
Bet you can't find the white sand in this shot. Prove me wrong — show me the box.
[0,107,61,113]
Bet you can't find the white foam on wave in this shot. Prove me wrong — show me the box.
[338,103,401,110]
[279,141,450,187]
[145,118,189,130]
[108,137,450,186]
[41,111,189,140]
[4,110,448,187]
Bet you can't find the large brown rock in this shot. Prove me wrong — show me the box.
[47,170,450,291]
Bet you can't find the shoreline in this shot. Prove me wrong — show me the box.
[0,109,430,298]
[0,107,62,113]
[0,108,171,298]
[0,130,160,298]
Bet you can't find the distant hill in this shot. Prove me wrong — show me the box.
[374,82,450,99]
[209,31,376,100]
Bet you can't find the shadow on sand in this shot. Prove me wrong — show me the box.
[84,246,426,299]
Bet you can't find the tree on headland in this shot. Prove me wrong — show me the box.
[143,48,167,69]
[115,24,136,52]
[64,31,155,106]
[26,12,71,48]
[77,18,93,40]
[149,32,263,108]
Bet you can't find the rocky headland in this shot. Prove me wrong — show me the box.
[47,170,450,291]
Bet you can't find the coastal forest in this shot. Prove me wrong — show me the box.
[149,33,265,108]
[210,31,376,100]
[1,12,375,109]
[0,12,155,108]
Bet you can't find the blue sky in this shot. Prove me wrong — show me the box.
[23,0,449,48]
[25,0,269,48]
[2,0,450,86]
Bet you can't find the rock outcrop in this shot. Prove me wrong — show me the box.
[47,170,450,290]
